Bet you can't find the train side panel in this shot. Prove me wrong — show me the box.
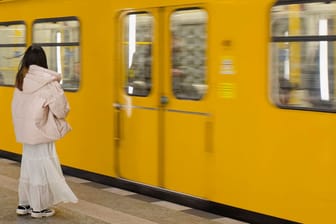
[0,0,117,175]
[210,1,336,223]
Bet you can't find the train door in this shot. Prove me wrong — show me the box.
[115,6,210,197]
[115,9,160,186]
[162,7,210,197]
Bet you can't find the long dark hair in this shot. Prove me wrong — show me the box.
[15,45,48,90]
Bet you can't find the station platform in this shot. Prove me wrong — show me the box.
[0,157,248,224]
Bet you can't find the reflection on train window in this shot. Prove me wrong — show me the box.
[0,21,26,86]
[171,9,208,100]
[123,13,153,96]
[33,17,80,91]
[271,2,336,111]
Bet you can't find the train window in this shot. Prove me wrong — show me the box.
[170,9,208,100]
[123,12,153,97]
[271,1,336,112]
[0,21,26,86]
[33,17,80,91]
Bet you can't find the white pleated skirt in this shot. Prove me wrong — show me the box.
[18,142,78,211]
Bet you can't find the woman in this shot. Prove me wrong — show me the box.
[11,45,78,218]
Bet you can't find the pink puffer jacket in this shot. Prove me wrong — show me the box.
[12,65,71,144]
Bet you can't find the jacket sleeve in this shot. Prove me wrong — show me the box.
[47,82,70,119]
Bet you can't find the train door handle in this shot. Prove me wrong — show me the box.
[113,102,121,142]
[160,96,169,105]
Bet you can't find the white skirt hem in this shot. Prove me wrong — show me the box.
[19,142,78,211]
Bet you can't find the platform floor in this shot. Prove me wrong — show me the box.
[0,158,249,224]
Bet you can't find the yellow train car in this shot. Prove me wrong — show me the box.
[0,0,335,223]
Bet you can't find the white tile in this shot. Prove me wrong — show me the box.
[59,199,159,224]
[213,217,250,224]
[0,158,16,163]
[65,176,90,184]
[102,187,136,196]
[151,201,190,211]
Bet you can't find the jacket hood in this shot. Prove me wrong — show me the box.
[23,65,61,93]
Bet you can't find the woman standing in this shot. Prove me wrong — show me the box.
[11,45,78,218]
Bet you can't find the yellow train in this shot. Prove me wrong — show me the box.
[0,0,335,223]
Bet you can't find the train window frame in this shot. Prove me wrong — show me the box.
[122,11,154,97]
[270,0,336,112]
[0,21,26,87]
[32,16,80,92]
[170,8,208,101]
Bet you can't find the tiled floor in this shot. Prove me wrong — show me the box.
[0,158,249,224]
